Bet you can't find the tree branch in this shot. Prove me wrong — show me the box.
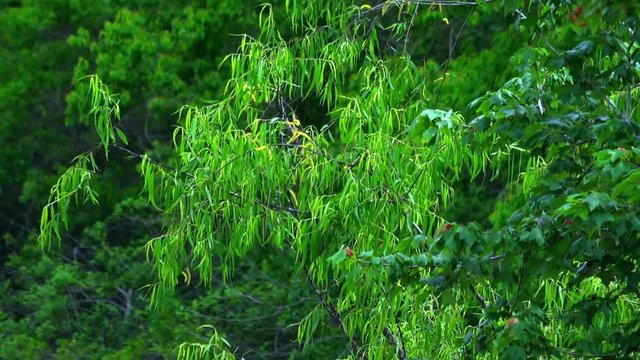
[299,258,369,359]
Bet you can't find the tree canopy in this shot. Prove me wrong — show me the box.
[2,0,640,359]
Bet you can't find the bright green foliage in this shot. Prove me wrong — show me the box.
[35,0,640,359]
[39,154,99,249]
[86,75,123,154]
[177,326,235,360]
[41,2,500,357]
[3,1,344,359]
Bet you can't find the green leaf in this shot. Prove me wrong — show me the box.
[529,227,545,246]
[592,211,615,231]
[584,193,606,211]
[565,40,594,58]
[613,170,640,198]
[358,250,374,259]
[327,247,347,266]
[420,275,447,287]
[115,127,128,145]
[414,254,429,267]
[503,345,526,359]
[422,127,437,142]
[431,252,453,266]
[411,234,427,247]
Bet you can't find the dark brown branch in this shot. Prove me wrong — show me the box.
[367,0,493,13]
[228,191,307,217]
[384,326,407,360]
[469,283,487,309]
[404,168,424,197]
[293,249,368,359]
[112,143,195,178]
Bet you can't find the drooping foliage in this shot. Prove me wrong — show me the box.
[33,0,640,359]
[2,1,344,358]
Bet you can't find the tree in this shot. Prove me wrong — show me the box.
[39,0,640,359]
[2,1,342,358]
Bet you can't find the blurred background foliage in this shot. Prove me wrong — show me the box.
[0,0,557,358]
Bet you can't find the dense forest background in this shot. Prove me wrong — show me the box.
[1,1,639,359]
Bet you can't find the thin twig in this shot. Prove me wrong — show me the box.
[469,283,487,308]
[366,0,493,13]
[434,6,475,108]
[404,168,424,197]
[112,143,195,178]
[290,240,369,359]
[395,316,408,359]
[403,2,420,54]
